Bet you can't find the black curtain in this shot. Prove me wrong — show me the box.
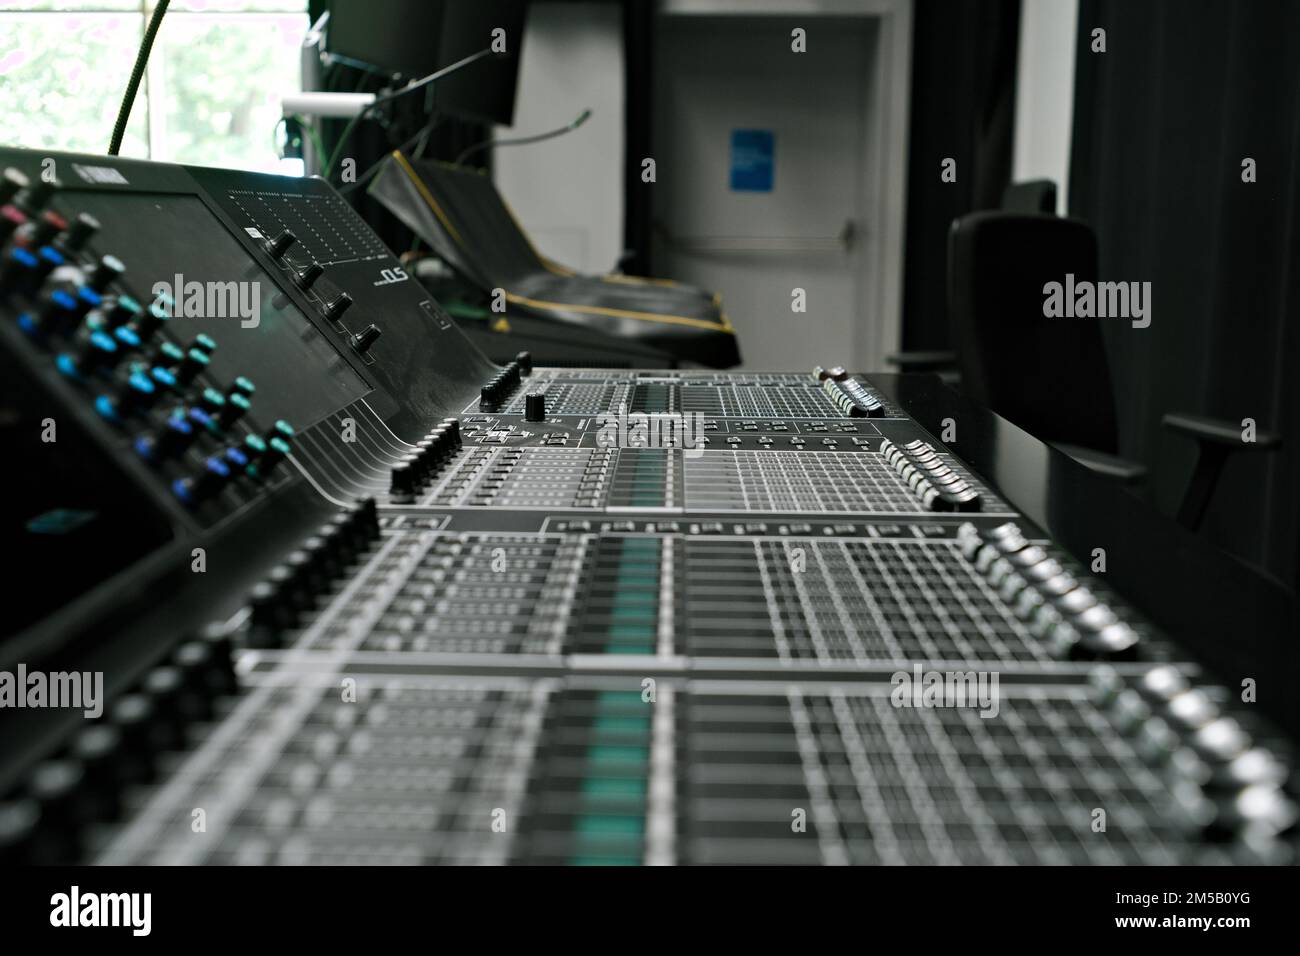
[1070,0,1300,589]
[900,0,1021,350]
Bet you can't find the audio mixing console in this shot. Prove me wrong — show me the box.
[0,148,1295,867]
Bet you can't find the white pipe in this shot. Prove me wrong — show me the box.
[281,91,376,119]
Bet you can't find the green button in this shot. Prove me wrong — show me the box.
[611,606,655,621]
[593,715,651,735]
[583,775,648,797]
[607,624,655,639]
[571,855,639,866]
[577,815,644,837]
[595,691,645,712]
[588,745,648,767]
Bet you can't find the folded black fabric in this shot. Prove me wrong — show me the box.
[369,152,741,368]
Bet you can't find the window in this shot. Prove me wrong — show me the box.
[0,1,310,174]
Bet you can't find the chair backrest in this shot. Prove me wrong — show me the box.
[947,211,1120,453]
[1001,179,1058,214]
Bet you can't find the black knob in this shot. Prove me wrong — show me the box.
[217,390,251,428]
[390,460,418,499]
[351,323,381,354]
[525,392,546,422]
[30,288,79,335]
[199,386,226,414]
[88,254,126,293]
[516,350,533,375]
[105,294,143,328]
[256,435,291,477]
[151,413,199,459]
[321,292,353,322]
[64,211,100,251]
[71,725,126,821]
[134,294,172,337]
[66,328,120,375]
[26,760,91,863]
[414,439,436,478]
[285,548,326,606]
[174,347,210,386]
[0,205,26,245]
[293,260,324,290]
[176,455,234,505]
[0,799,39,865]
[150,340,185,370]
[199,624,239,695]
[173,640,223,720]
[151,660,216,728]
[20,176,59,214]
[0,167,29,205]
[113,366,164,415]
[108,693,164,785]
[32,210,67,247]
[141,666,190,750]
[264,229,297,260]
[247,577,292,645]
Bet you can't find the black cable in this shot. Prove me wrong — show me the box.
[454,109,592,166]
[324,47,496,178]
[337,121,438,195]
[108,0,171,155]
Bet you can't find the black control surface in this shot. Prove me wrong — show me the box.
[0,148,1294,866]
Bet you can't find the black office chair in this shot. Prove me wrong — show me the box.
[368,152,741,368]
[1000,179,1057,215]
[947,210,1280,529]
[887,179,1062,376]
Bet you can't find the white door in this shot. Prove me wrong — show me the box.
[652,12,903,372]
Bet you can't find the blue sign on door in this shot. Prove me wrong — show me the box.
[730,129,774,192]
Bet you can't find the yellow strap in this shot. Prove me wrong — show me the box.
[391,151,463,245]
[392,151,732,334]
[504,291,734,333]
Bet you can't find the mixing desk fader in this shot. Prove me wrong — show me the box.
[0,148,1295,867]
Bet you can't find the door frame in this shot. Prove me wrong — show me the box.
[655,0,913,370]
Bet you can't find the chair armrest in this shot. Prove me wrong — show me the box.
[1161,413,1281,530]
[1051,442,1148,484]
[885,350,958,372]
[1162,413,1281,449]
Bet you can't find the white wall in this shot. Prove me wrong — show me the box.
[491,3,625,274]
[1012,0,1079,214]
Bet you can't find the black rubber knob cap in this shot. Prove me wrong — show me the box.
[109,693,162,785]
[21,176,59,213]
[294,260,324,289]
[265,229,297,259]
[0,799,39,865]
[526,392,546,422]
[322,292,353,322]
[64,212,100,251]
[88,254,126,292]
[0,167,29,205]
[72,725,126,821]
[351,323,382,353]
